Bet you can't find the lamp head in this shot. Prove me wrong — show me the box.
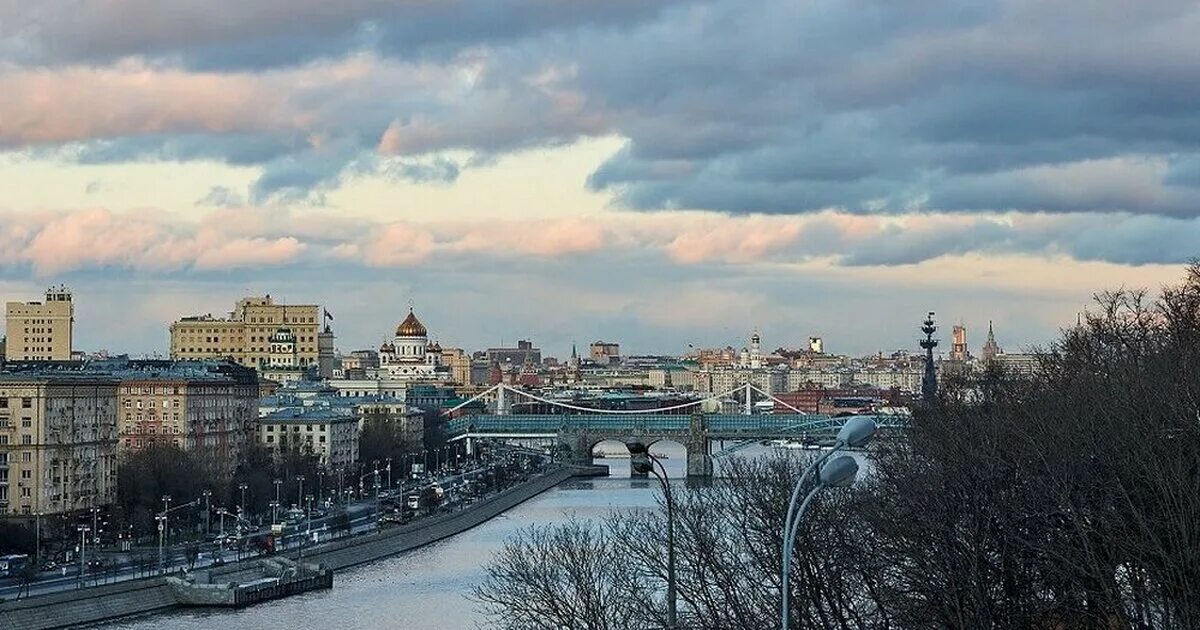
[626,441,648,455]
[836,416,877,448]
[819,455,859,487]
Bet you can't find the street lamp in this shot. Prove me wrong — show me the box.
[780,416,876,630]
[77,525,91,588]
[238,482,248,517]
[202,490,212,537]
[296,475,305,511]
[35,511,42,567]
[627,441,677,629]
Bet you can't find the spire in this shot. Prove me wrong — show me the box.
[982,320,1001,363]
[919,312,938,403]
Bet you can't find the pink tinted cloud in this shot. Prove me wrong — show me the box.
[0,208,306,274]
[0,64,297,146]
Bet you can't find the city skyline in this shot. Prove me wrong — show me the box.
[7,282,1056,360]
[1,1,1195,360]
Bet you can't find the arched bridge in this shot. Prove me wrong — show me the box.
[443,384,910,476]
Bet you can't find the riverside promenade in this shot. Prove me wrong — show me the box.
[0,465,603,630]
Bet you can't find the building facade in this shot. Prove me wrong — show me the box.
[115,361,259,479]
[169,295,334,374]
[4,286,74,361]
[0,375,119,516]
[589,341,620,365]
[257,408,359,469]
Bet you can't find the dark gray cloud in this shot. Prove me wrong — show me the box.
[6,0,1200,228]
[1,1,683,69]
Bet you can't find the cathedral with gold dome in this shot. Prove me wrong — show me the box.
[376,308,450,381]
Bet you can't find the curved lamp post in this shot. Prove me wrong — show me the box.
[780,416,876,629]
[628,441,677,630]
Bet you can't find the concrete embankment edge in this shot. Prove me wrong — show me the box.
[0,466,601,630]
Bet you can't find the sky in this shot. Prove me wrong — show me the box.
[0,0,1196,359]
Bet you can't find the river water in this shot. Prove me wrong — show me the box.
[110,443,697,630]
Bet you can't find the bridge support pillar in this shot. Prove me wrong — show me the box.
[630,458,649,478]
[687,415,713,477]
[686,449,713,477]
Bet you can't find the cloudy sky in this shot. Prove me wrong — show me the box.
[1,0,1195,358]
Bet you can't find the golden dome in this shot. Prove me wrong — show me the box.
[395,309,427,338]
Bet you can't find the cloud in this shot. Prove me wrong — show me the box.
[2,207,1198,279]
[0,208,308,274]
[0,62,299,147]
[195,186,246,207]
[1,1,683,69]
[8,1,1199,217]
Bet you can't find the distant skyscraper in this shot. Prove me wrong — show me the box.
[950,324,969,362]
[981,321,1001,363]
[920,312,938,403]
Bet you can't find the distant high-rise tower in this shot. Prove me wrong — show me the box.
[981,321,1001,363]
[950,325,968,362]
[920,312,939,403]
[749,331,762,369]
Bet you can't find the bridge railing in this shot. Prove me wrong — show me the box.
[445,413,909,437]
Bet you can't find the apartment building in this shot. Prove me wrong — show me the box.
[114,360,259,479]
[4,286,74,361]
[257,408,359,469]
[0,375,119,516]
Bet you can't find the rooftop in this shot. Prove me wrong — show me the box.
[260,407,357,423]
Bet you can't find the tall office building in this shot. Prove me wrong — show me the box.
[5,286,74,361]
[169,295,334,374]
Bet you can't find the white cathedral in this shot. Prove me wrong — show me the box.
[377,308,446,380]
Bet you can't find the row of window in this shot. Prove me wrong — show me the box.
[264,423,328,432]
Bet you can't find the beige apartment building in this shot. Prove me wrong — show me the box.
[257,408,359,470]
[0,375,119,517]
[116,361,259,480]
[5,286,74,361]
[169,295,335,377]
[442,347,472,386]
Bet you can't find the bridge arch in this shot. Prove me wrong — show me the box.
[590,439,632,477]
[645,438,689,478]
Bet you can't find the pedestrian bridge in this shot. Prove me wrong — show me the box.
[443,384,910,476]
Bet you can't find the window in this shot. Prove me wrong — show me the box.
[21,397,32,409]
[21,435,32,445]
[0,398,7,408]
[21,451,30,462]
[20,469,31,479]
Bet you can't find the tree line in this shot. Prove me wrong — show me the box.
[474,263,1200,629]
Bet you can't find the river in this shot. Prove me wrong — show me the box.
[109,442,699,630]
